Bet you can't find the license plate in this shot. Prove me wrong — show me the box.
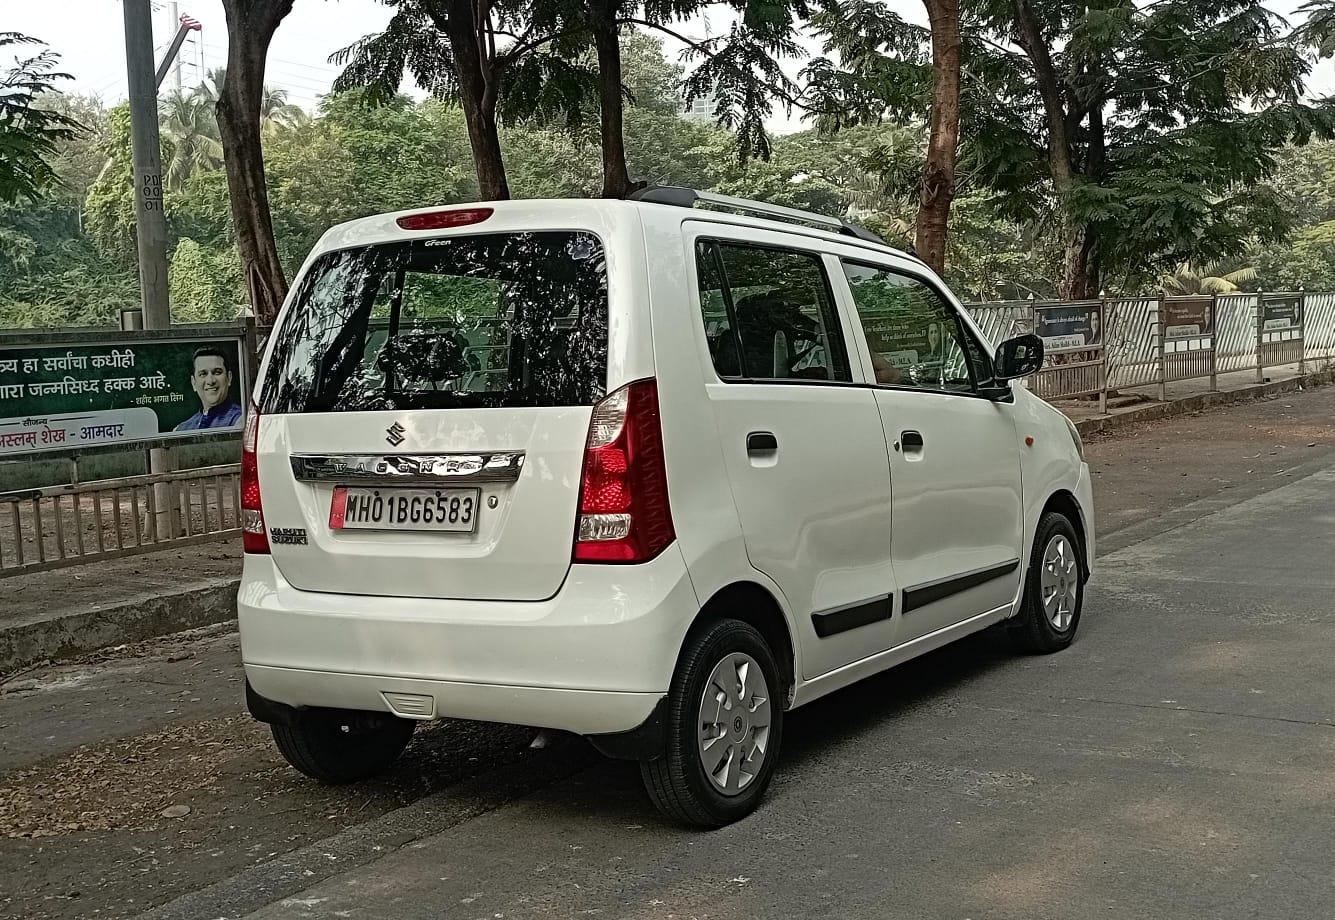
[330,486,481,532]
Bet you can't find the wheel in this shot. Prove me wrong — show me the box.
[1010,511,1085,654]
[271,710,415,784]
[640,619,784,827]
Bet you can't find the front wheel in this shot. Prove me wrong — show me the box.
[641,619,784,827]
[271,710,415,784]
[1010,511,1085,654]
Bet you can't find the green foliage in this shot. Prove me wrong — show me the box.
[265,95,477,264]
[619,31,686,113]
[1252,221,1335,291]
[38,92,108,207]
[0,201,138,328]
[1159,261,1257,295]
[1264,140,1335,226]
[83,104,142,266]
[808,0,1335,292]
[8,23,1335,330]
[0,34,81,205]
[159,89,224,190]
[169,238,247,323]
[801,1,929,132]
[678,18,801,161]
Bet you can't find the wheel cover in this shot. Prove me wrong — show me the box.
[1040,533,1079,631]
[697,651,772,796]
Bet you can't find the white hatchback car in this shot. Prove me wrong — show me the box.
[239,188,1093,826]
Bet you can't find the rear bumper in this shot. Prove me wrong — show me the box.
[238,548,699,736]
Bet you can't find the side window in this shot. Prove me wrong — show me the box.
[694,241,742,377]
[961,326,996,388]
[693,240,851,382]
[840,262,976,394]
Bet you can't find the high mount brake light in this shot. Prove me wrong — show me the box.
[395,208,494,231]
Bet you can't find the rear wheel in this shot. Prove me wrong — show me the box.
[1010,511,1085,654]
[641,619,783,827]
[271,710,415,784]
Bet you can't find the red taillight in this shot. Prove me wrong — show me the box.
[241,408,269,554]
[395,207,494,231]
[574,380,675,564]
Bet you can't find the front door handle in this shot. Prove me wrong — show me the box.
[899,429,924,458]
[747,431,779,454]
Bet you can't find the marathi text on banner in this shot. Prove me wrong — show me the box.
[0,337,245,455]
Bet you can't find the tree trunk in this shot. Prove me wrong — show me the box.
[1011,0,1075,190]
[1012,0,1094,299]
[915,0,962,274]
[436,0,510,201]
[1072,94,1105,299]
[217,0,293,327]
[1061,220,1097,300]
[590,0,634,198]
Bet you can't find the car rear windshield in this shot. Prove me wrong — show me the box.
[260,231,608,413]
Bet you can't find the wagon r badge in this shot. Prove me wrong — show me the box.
[385,422,406,447]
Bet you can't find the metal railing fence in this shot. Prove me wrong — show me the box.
[0,464,240,577]
[968,290,1332,405]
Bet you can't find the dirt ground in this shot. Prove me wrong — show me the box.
[1076,385,1335,546]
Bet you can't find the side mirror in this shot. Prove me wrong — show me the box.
[993,334,1044,381]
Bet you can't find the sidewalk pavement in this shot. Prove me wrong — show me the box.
[2,358,1332,677]
[0,542,239,679]
[1059,359,1334,435]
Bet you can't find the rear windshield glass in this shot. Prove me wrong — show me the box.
[260,231,608,413]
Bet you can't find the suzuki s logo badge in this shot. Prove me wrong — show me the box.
[385,422,406,447]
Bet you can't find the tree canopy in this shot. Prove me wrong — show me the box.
[0,33,81,206]
[5,18,1335,329]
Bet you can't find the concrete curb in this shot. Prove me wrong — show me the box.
[0,576,239,677]
[1072,367,1335,437]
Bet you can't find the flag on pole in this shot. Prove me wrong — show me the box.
[179,14,202,31]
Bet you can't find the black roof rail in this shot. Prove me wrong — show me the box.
[628,185,888,246]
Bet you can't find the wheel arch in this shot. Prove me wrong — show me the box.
[1040,489,1090,578]
[685,581,797,709]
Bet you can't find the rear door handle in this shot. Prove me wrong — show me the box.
[747,431,778,454]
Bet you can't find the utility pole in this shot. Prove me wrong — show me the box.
[123,0,176,541]
[123,0,171,331]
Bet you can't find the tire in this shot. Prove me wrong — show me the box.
[1010,511,1085,654]
[641,619,784,828]
[271,710,415,784]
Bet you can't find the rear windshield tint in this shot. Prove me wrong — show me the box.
[260,231,608,413]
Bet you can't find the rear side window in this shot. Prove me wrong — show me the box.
[694,240,850,382]
[260,232,608,413]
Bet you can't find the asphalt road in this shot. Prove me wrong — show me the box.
[2,387,1334,920]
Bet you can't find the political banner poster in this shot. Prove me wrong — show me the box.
[1163,296,1215,339]
[1035,303,1102,351]
[1261,294,1302,331]
[0,336,247,456]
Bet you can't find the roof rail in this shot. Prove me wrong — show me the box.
[628,185,888,246]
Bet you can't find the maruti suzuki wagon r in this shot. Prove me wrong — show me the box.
[239,187,1094,827]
